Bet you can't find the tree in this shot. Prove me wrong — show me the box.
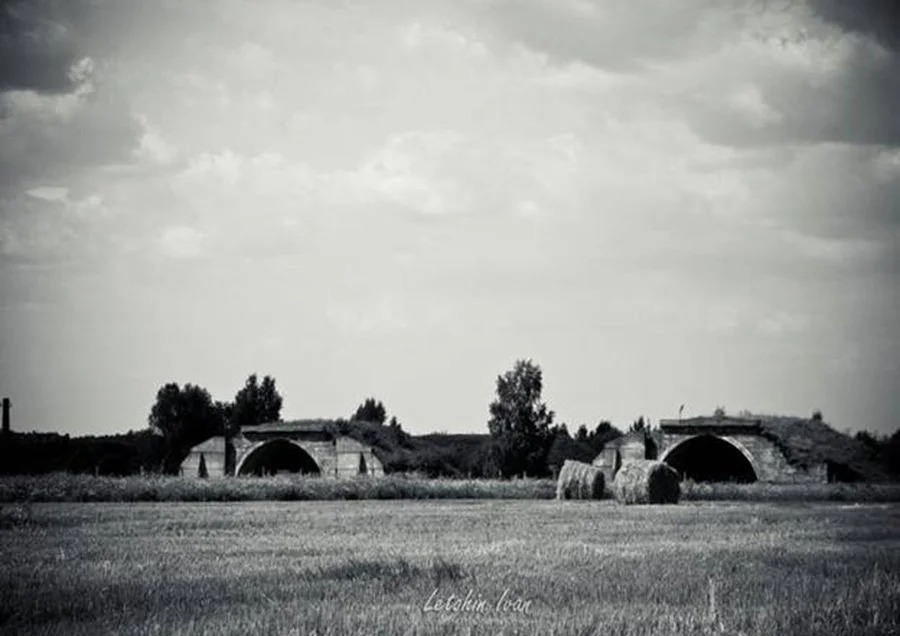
[233,374,283,428]
[855,430,880,452]
[855,429,900,478]
[466,438,503,478]
[884,430,900,478]
[487,359,555,477]
[148,383,225,474]
[386,415,412,445]
[351,398,387,425]
[588,420,623,453]
[546,425,594,474]
[575,424,589,442]
[630,416,646,433]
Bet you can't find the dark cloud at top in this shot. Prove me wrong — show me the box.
[480,0,900,149]
[0,1,80,93]
[810,0,900,51]
[685,52,900,148]
[0,0,193,95]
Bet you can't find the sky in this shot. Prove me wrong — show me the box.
[0,0,898,437]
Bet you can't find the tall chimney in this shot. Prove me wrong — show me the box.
[2,398,10,435]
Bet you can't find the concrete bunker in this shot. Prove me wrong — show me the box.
[180,421,386,478]
[661,435,758,483]
[236,438,321,477]
[592,414,892,485]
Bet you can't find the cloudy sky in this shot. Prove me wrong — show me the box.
[1,0,898,437]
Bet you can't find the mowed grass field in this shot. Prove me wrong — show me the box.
[1,500,898,636]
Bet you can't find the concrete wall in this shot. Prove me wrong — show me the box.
[181,437,227,477]
[619,437,646,462]
[592,447,619,487]
[334,436,384,477]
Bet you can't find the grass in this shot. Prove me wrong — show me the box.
[0,473,556,503]
[0,499,898,635]
[680,480,900,502]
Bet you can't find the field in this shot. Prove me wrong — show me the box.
[1,499,898,635]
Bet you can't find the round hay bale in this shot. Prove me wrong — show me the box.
[556,459,606,500]
[613,460,680,504]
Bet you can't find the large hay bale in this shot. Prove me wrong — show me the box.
[613,460,680,504]
[556,460,606,500]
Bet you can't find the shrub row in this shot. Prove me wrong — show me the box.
[681,480,900,502]
[0,473,557,503]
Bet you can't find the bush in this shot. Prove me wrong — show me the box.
[0,473,557,503]
[680,480,900,502]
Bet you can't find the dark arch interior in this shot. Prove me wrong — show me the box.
[664,436,757,483]
[238,439,320,477]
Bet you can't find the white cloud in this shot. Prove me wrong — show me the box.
[326,296,409,336]
[68,57,96,92]
[728,84,782,127]
[356,131,466,215]
[233,42,279,78]
[515,200,541,218]
[707,304,744,335]
[159,225,205,259]
[401,21,488,57]
[757,311,810,338]
[26,187,69,203]
[134,117,178,165]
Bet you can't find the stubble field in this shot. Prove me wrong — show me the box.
[1,499,898,635]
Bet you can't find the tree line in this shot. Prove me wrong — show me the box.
[3,358,898,479]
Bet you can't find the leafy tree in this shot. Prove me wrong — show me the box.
[214,400,236,435]
[546,425,594,473]
[487,359,555,477]
[630,416,646,433]
[351,398,387,425]
[233,374,283,428]
[854,429,900,478]
[588,420,623,452]
[386,415,412,444]
[884,430,900,478]
[575,424,589,443]
[855,430,881,452]
[465,438,503,478]
[148,383,225,474]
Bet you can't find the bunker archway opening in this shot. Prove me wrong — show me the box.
[238,439,321,477]
[664,435,757,483]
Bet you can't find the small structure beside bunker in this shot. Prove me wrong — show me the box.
[180,420,384,478]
